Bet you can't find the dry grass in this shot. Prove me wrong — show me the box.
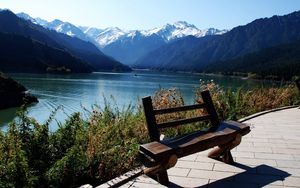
[0,83,299,187]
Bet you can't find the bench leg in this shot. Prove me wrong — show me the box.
[208,134,241,164]
[145,169,170,185]
[223,150,234,164]
[157,170,169,186]
[143,155,177,186]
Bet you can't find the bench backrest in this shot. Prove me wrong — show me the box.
[142,90,220,141]
[296,79,300,92]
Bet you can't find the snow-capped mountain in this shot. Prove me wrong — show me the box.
[79,26,103,39]
[141,21,225,41]
[46,19,90,41]
[93,27,126,47]
[17,13,91,42]
[82,21,227,47]
[17,12,227,48]
[16,11,228,65]
[17,12,48,26]
[82,21,228,64]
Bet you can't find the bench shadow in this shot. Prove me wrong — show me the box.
[169,163,290,188]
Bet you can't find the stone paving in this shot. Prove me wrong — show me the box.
[118,107,300,188]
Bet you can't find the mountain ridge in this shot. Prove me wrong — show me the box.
[134,10,300,72]
[15,11,227,65]
[0,10,131,72]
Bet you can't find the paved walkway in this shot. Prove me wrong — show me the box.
[116,107,300,188]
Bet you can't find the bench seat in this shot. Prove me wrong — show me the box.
[140,120,250,162]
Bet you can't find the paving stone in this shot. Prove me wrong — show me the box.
[188,169,234,180]
[232,151,255,158]
[213,163,256,174]
[176,160,214,170]
[259,185,283,188]
[196,155,223,164]
[239,141,254,147]
[243,137,269,143]
[278,167,300,177]
[283,176,300,187]
[272,148,300,155]
[252,142,287,148]
[179,154,197,161]
[276,160,300,168]
[169,176,208,187]
[208,179,258,188]
[236,157,277,167]
[237,146,272,153]
[167,167,190,177]
[255,153,294,161]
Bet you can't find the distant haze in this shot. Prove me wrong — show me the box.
[1,0,300,30]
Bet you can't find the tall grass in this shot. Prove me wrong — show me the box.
[0,83,299,187]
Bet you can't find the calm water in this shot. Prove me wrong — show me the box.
[0,71,275,131]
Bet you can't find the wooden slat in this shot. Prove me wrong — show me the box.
[164,121,250,158]
[154,103,206,115]
[201,90,220,131]
[140,141,174,161]
[142,96,160,141]
[157,115,211,129]
[295,79,300,92]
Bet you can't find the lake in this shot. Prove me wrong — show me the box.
[0,71,275,131]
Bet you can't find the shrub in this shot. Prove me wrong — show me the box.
[0,84,299,187]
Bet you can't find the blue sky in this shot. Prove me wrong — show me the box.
[1,0,300,30]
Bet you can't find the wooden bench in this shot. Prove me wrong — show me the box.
[139,90,250,185]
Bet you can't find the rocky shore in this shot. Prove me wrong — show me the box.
[0,73,38,109]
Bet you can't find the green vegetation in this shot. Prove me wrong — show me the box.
[0,73,38,109]
[0,83,299,187]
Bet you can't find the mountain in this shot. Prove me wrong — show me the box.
[135,11,300,71]
[16,11,227,66]
[0,32,91,73]
[101,31,166,65]
[91,22,226,64]
[1,10,131,72]
[17,12,93,43]
[205,40,300,80]
[140,21,226,41]
[79,26,103,40]
[17,12,48,27]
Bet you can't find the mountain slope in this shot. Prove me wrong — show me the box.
[0,32,91,73]
[102,31,166,65]
[205,40,300,80]
[84,21,227,65]
[0,10,131,72]
[135,10,300,71]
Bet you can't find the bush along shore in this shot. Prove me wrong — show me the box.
[0,82,299,187]
[0,73,38,109]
